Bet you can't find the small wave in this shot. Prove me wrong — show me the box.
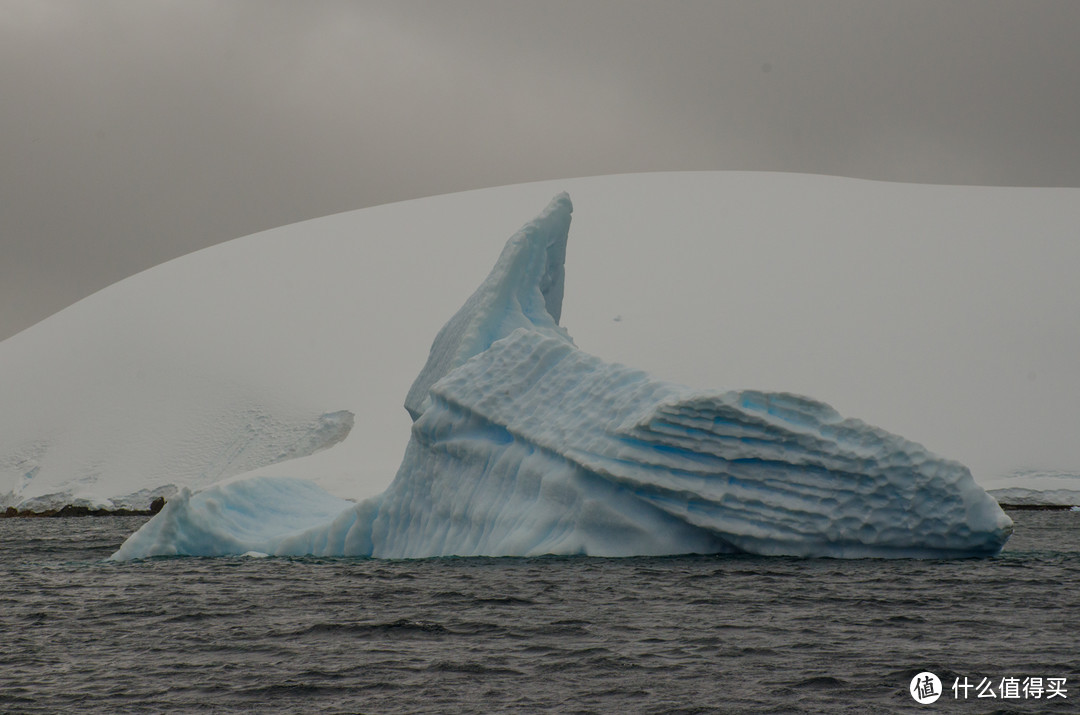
[426,660,524,675]
[293,618,450,637]
[475,595,535,605]
[162,612,212,624]
[791,676,848,689]
[528,622,591,636]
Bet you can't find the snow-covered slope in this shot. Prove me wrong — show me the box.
[983,470,1080,506]
[112,193,1012,559]
[3,173,1079,512]
[1,407,351,512]
[988,488,1080,507]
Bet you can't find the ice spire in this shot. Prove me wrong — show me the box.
[404,192,574,420]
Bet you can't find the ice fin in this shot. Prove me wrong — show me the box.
[404,192,573,420]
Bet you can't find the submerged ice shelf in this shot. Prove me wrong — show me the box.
[113,193,1012,560]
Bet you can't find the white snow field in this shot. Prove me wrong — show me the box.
[112,192,1014,559]
[2,172,1076,521]
[984,470,1080,507]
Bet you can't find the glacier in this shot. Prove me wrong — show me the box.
[113,192,1013,560]
[5,171,1078,518]
[1,401,353,514]
[984,470,1080,507]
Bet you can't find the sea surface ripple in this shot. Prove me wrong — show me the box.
[1,511,1078,713]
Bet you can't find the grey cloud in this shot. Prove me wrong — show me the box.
[2,0,1079,338]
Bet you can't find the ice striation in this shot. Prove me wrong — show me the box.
[113,193,1012,560]
[109,477,354,559]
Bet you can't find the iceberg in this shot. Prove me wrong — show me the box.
[113,192,1012,559]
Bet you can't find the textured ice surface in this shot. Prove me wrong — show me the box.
[364,328,1010,558]
[113,193,1012,560]
[110,477,353,559]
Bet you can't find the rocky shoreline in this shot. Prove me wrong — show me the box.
[2,497,165,518]
[2,498,1076,519]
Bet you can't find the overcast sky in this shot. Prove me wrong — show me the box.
[2,0,1079,340]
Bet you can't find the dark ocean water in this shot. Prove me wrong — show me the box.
[1,511,1078,714]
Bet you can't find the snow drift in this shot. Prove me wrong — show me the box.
[113,193,1012,559]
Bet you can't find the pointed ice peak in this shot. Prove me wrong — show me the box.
[404,193,574,421]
